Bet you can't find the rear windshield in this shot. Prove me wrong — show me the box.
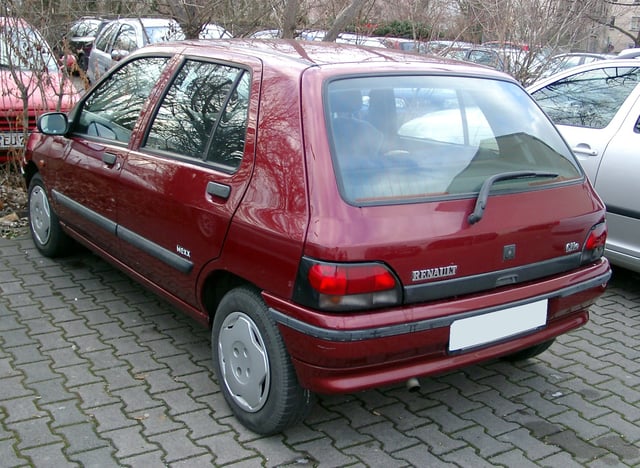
[325,75,582,205]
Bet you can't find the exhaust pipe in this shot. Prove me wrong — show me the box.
[406,377,421,392]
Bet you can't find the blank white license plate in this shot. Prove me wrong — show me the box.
[0,132,25,149]
[449,300,547,352]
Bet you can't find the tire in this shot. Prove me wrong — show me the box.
[501,339,555,362]
[211,286,315,435]
[28,174,74,257]
[78,54,89,72]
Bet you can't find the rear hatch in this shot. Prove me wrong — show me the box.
[296,73,606,310]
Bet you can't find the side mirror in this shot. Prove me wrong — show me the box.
[111,49,130,62]
[37,112,69,135]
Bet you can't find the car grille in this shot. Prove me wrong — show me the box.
[0,113,37,132]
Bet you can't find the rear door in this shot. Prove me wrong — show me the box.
[116,57,260,306]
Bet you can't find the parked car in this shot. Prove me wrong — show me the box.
[537,52,614,79]
[617,47,640,59]
[87,17,183,82]
[440,46,507,71]
[63,16,110,72]
[25,39,611,434]
[528,59,640,273]
[0,16,79,164]
[199,23,232,39]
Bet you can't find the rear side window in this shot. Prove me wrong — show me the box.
[531,66,640,129]
[326,75,582,205]
[144,59,249,170]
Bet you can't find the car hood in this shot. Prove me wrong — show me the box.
[0,69,79,113]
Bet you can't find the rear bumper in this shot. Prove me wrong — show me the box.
[265,259,610,394]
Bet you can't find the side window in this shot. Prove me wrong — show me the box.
[532,67,640,129]
[207,72,250,169]
[74,57,169,143]
[113,25,137,52]
[144,59,249,170]
[94,22,117,52]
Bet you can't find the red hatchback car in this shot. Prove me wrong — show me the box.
[0,17,78,164]
[24,39,611,435]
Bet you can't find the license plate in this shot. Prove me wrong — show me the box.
[0,132,26,149]
[449,300,547,352]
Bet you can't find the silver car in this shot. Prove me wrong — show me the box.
[87,17,183,83]
[528,59,640,272]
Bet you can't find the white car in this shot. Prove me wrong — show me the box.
[528,59,640,272]
[87,17,183,83]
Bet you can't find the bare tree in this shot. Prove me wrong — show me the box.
[454,0,604,84]
[593,1,640,49]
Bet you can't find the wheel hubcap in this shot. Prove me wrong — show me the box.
[29,186,51,246]
[218,312,270,412]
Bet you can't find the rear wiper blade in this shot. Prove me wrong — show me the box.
[468,171,558,225]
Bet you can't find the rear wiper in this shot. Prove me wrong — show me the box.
[468,171,558,225]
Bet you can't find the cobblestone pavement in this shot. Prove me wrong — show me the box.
[1,234,639,467]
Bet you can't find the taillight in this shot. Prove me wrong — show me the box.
[294,258,402,312]
[581,221,607,265]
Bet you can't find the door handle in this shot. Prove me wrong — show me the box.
[571,144,598,157]
[206,181,231,200]
[102,152,117,165]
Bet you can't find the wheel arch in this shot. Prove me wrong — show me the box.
[201,270,254,328]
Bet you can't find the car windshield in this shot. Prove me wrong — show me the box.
[144,25,184,43]
[0,21,58,72]
[325,75,582,205]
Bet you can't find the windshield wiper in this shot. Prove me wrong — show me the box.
[468,171,559,225]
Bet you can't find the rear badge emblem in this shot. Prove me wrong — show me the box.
[412,265,458,282]
[566,242,580,253]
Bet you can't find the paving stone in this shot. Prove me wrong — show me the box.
[244,435,309,467]
[0,376,35,400]
[440,445,497,467]
[28,377,77,404]
[55,363,103,389]
[148,428,208,462]
[197,431,259,465]
[593,433,640,464]
[395,443,456,467]
[68,446,118,467]
[343,440,410,467]
[488,448,543,468]
[153,388,207,415]
[2,396,47,423]
[453,425,513,458]
[357,420,420,452]
[135,407,183,437]
[405,422,467,455]
[8,417,62,450]
[289,435,358,467]
[55,421,110,454]
[497,427,560,461]
[173,408,228,439]
[102,425,160,459]
[21,442,81,467]
[41,400,89,428]
[88,403,138,432]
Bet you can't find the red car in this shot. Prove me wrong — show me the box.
[0,17,78,164]
[24,39,611,435]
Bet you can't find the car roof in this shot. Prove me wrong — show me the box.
[527,58,640,90]
[111,17,178,27]
[139,38,514,79]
